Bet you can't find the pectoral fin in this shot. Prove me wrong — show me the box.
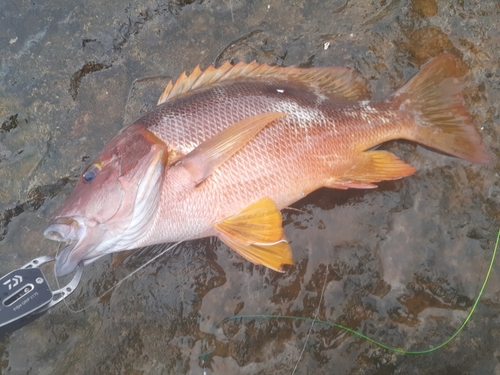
[173,112,287,186]
[326,150,416,189]
[214,197,294,272]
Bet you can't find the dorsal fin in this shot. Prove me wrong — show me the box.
[157,61,369,105]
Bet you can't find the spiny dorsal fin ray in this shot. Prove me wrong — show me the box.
[175,112,287,186]
[214,197,294,272]
[157,61,369,105]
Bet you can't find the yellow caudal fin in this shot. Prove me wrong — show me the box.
[390,53,490,163]
[157,61,369,105]
[326,150,417,189]
[174,112,287,186]
[214,197,294,272]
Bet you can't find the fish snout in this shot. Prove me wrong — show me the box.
[44,217,85,242]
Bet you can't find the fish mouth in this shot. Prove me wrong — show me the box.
[53,241,78,276]
[44,217,85,243]
[54,242,107,277]
[44,217,103,277]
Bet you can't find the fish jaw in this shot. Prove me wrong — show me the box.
[55,244,107,276]
[44,217,86,275]
[54,242,80,276]
[44,216,111,276]
[53,232,110,277]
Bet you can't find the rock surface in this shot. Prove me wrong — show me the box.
[1,0,499,374]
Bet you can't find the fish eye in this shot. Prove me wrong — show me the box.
[82,164,100,183]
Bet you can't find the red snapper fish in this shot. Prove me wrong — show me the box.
[44,53,489,276]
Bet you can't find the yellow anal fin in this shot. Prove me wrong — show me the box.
[327,150,416,189]
[157,61,369,105]
[214,197,294,272]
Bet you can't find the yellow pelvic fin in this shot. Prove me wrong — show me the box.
[219,235,293,273]
[157,61,369,105]
[175,112,287,186]
[326,150,417,189]
[215,197,284,244]
[214,197,294,272]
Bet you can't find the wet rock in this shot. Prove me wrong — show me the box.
[0,0,499,374]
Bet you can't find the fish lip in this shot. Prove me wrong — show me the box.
[44,217,86,242]
[54,242,78,276]
[54,243,107,277]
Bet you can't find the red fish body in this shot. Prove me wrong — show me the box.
[44,54,489,276]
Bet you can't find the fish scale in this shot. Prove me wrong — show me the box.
[44,54,490,276]
[141,84,411,242]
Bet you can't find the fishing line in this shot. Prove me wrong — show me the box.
[292,268,328,375]
[53,224,233,315]
[282,207,310,215]
[217,229,500,355]
[56,241,184,313]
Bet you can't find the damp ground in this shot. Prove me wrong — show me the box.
[1,1,500,374]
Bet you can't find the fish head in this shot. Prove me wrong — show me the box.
[45,124,168,276]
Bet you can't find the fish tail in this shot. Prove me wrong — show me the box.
[390,53,490,163]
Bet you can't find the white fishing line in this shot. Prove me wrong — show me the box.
[55,241,184,313]
[291,269,328,375]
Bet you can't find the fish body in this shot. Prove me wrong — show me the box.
[45,54,489,276]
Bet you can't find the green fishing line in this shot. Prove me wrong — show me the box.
[199,336,212,362]
[218,229,500,355]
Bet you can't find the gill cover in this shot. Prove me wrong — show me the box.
[45,124,168,276]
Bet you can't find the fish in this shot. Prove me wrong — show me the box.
[44,53,490,276]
